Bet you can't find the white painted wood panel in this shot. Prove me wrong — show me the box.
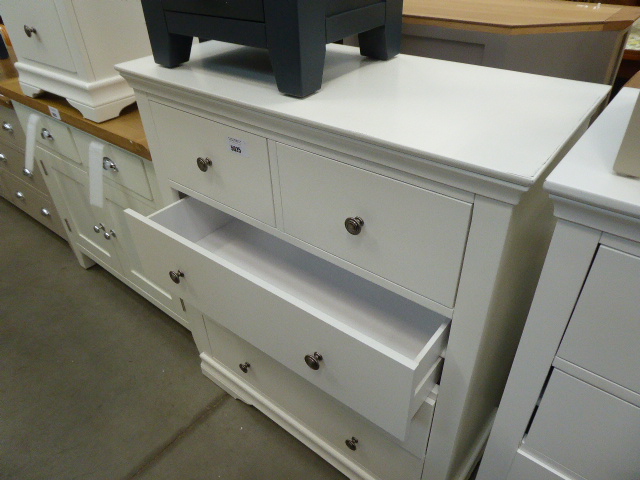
[507,450,572,480]
[125,197,448,440]
[524,369,640,480]
[0,107,26,149]
[557,246,640,395]
[149,101,275,226]
[277,143,472,309]
[0,142,47,194]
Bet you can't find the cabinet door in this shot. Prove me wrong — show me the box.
[43,152,122,274]
[2,0,77,73]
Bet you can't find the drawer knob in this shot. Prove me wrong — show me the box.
[102,157,119,172]
[239,362,251,373]
[22,168,34,178]
[2,122,13,133]
[345,437,359,451]
[24,25,37,37]
[40,128,54,141]
[0,153,6,163]
[15,191,24,200]
[196,157,213,172]
[40,208,50,217]
[93,223,105,233]
[169,270,185,284]
[103,230,116,240]
[304,352,323,370]
[344,216,364,235]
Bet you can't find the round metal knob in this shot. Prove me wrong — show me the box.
[24,25,37,37]
[15,191,24,200]
[344,216,364,235]
[169,270,185,284]
[304,352,323,370]
[0,153,6,163]
[239,362,251,373]
[345,437,359,451]
[2,122,13,132]
[196,157,212,172]
[41,128,54,141]
[104,230,116,240]
[93,223,105,233]
[40,208,50,217]
[23,168,34,178]
[102,157,118,172]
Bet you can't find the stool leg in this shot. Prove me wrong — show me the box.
[141,0,192,68]
[358,0,402,60]
[264,0,328,97]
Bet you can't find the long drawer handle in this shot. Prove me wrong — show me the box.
[169,270,185,284]
[304,352,323,370]
[24,25,37,38]
[345,437,359,451]
[196,156,212,172]
[344,216,364,235]
[2,122,13,133]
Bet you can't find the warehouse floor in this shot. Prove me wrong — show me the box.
[0,198,347,480]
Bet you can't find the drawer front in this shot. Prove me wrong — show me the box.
[506,451,573,480]
[557,246,640,394]
[149,101,275,226]
[0,107,26,149]
[162,0,265,22]
[14,106,81,165]
[2,0,76,73]
[125,198,447,440]
[1,171,67,238]
[72,131,153,200]
[277,144,472,309]
[201,315,431,480]
[0,142,48,195]
[523,369,640,480]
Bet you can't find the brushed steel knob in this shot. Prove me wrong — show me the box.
[102,157,118,172]
[0,153,6,163]
[304,352,323,370]
[104,230,116,240]
[15,191,24,200]
[196,157,212,172]
[41,128,54,141]
[40,208,50,217]
[344,216,364,235]
[345,437,359,451]
[169,270,184,284]
[23,168,34,178]
[239,362,251,373]
[93,223,105,233]
[24,25,37,37]
[2,122,13,132]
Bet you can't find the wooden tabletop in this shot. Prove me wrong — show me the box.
[403,0,640,35]
[0,78,151,160]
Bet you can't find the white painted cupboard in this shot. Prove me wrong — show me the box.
[477,87,640,480]
[116,42,609,480]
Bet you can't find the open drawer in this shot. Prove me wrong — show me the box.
[126,197,449,440]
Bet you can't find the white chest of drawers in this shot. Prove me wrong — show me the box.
[477,87,640,480]
[116,42,609,480]
[0,0,151,122]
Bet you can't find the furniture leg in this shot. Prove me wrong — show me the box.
[141,0,192,68]
[358,0,402,59]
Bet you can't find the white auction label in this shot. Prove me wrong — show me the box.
[48,106,61,120]
[227,137,249,157]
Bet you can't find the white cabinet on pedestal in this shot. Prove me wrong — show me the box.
[0,0,151,122]
[116,42,610,480]
[477,87,640,480]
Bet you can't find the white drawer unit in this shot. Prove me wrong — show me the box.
[478,87,640,480]
[0,142,47,193]
[0,0,151,122]
[0,107,26,149]
[117,42,609,480]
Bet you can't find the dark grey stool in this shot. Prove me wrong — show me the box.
[141,0,402,97]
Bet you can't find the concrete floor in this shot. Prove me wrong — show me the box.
[0,197,348,480]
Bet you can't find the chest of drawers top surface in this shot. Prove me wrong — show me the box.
[546,87,640,219]
[116,41,609,188]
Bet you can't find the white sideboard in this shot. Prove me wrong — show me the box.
[477,87,640,480]
[116,42,609,480]
[0,0,151,122]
